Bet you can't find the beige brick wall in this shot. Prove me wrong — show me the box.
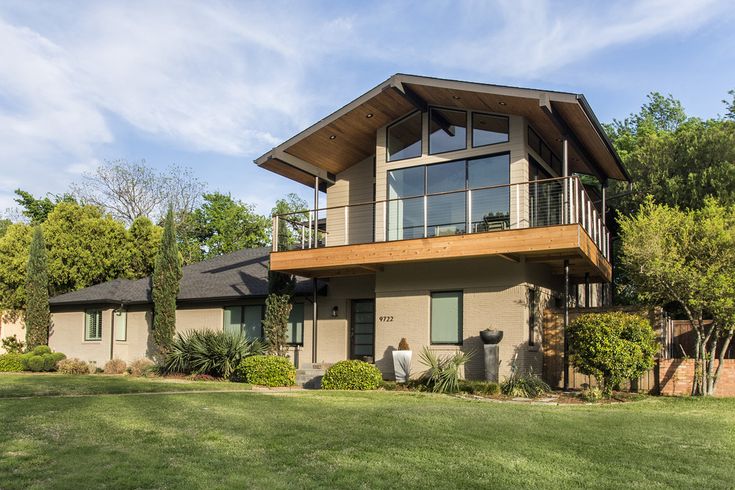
[373,257,554,380]
[0,313,25,353]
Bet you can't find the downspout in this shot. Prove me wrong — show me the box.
[110,307,115,361]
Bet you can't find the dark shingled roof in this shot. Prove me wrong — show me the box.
[49,247,318,307]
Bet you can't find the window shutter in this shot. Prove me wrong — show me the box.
[115,311,127,341]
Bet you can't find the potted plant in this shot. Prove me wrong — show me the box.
[392,338,412,383]
[480,328,503,345]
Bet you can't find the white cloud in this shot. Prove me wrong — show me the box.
[0,0,730,216]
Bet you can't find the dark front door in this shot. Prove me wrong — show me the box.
[350,299,375,362]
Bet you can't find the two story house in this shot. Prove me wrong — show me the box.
[256,74,628,380]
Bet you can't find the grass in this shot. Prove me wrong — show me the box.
[0,374,733,489]
[0,373,251,398]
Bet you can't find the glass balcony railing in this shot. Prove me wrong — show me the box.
[272,176,610,260]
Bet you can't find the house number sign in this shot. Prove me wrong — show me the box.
[378,316,394,322]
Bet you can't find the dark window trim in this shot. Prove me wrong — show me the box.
[471,112,510,149]
[386,110,423,163]
[224,304,265,339]
[430,290,463,346]
[428,107,468,156]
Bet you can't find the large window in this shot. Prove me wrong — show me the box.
[387,112,422,161]
[472,113,509,147]
[431,291,463,345]
[529,157,561,227]
[528,126,561,175]
[224,305,264,339]
[429,108,467,154]
[85,309,102,341]
[427,160,466,236]
[387,153,510,240]
[387,166,425,240]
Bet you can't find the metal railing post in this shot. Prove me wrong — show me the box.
[467,189,472,233]
[423,196,428,238]
[272,216,279,252]
[344,206,349,245]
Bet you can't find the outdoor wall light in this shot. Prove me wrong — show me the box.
[331,306,339,318]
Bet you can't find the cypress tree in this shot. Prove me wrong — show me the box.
[152,207,181,355]
[25,226,50,349]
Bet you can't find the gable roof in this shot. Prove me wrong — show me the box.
[255,73,629,187]
[49,247,319,308]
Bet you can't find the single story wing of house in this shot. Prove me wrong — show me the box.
[48,247,320,367]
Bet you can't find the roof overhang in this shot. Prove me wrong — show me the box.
[254,74,630,188]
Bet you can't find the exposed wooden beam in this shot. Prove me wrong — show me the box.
[270,150,335,186]
[540,98,605,183]
[497,253,520,263]
[390,81,454,136]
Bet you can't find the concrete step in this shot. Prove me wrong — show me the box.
[295,368,326,389]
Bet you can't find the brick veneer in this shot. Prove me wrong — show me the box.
[658,359,735,397]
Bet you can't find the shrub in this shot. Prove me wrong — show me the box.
[57,358,91,375]
[322,360,383,390]
[459,380,500,396]
[31,345,52,356]
[501,368,551,398]
[568,312,658,396]
[1,335,24,354]
[418,347,472,394]
[0,353,24,372]
[42,353,65,371]
[104,358,127,374]
[26,355,45,372]
[128,358,155,377]
[581,386,604,402]
[163,330,266,378]
[233,355,295,387]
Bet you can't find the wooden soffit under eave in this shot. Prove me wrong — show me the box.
[284,88,414,176]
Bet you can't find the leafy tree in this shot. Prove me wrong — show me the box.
[271,193,309,250]
[0,219,11,238]
[128,216,162,278]
[568,312,657,396]
[262,294,291,356]
[605,92,735,216]
[0,202,159,312]
[724,89,735,121]
[13,189,75,225]
[618,198,735,395]
[24,227,51,349]
[72,159,205,225]
[152,208,181,355]
[184,192,269,260]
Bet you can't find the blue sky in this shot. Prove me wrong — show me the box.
[1,0,734,217]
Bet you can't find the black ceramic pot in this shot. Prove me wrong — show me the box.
[480,329,503,345]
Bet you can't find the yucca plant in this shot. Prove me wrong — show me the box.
[500,365,551,398]
[418,347,472,394]
[163,330,265,378]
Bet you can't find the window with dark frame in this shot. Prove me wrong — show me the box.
[387,111,422,162]
[430,291,463,345]
[429,108,467,154]
[472,113,509,147]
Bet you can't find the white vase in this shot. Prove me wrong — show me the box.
[392,350,412,383]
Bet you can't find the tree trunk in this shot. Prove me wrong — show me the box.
[711,329,734,396]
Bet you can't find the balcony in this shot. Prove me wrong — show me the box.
[270,176,611,281]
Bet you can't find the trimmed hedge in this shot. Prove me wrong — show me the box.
[322,360,383,390]
[233,355,295,387]
[19,346,66,372]
[0,353,25,372]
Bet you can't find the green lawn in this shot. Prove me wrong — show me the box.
[0,374,733,489]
